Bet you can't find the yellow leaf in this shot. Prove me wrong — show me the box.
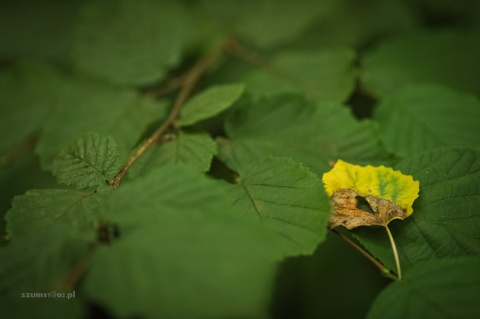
[322,160,420,229]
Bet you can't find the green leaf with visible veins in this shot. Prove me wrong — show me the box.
[128,130,216,178]
[178,83,245,127]
[228,157,331,257]
[367,258,480,319]
[87,164,280,319]
[373,84,480,157]
[100,164,240,227]
[6,189,106,237]
[354,148,480,273]
[219,94,395,177]
[243,48,356,103]
[53,132,121,189]
[36,78,169,169]
[361,30,480,97]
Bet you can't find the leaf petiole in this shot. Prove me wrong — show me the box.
[385,224,402,280]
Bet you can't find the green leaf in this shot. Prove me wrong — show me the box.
[220,94,395,177]
[203,0,337,48]
[353,148,480,273]
[36,78,169,169]
[0,153,57,232]
[86,164,279,319]
[373,84,480,157]
[0,229,88,318]
[85,217,277,319]
[72,0,183,85]
[100,164,237,227]
[0,229,90,292]
[178,83,245,127]
[228,157,330,256]
[53,132,121,189]
[6,189,106,237]
[292,0,415,50]
[244,49,356,103]
[128,130,216,178]
[367,258,480,319]
[0,61,67,157]
[361,30,480,97]
[0,0,79,61]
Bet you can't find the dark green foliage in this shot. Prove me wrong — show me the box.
[367,258,480,319]
[1,0,479,318]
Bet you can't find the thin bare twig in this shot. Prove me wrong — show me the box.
[143,74,185,99]
[1,134,38,167]
[62,254,91,291]
[223,38,302,90]
[331,228,397,280]
[223,38,277,73]
[110,45,224,187]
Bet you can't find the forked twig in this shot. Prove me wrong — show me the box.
[110,45,224,187]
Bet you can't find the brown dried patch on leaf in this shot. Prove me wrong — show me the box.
[329,189,406,230]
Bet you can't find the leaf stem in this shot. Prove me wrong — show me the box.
[385,225,402,280]
[110,44,224,187]
[331,229,396,279]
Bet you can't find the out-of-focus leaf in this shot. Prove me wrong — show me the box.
[244,49,356,104]
[0,0,79,61]
[361,30,480,97]
[6,189,106,237]
[373,84,480,157]
[0,61,68,158]
[368,258,480,319]
[36,79,168,169]
[73,0,184,85]
[86,164,279,319]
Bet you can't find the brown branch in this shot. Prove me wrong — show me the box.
[110,44,224,187]
[62,254,91,291]
[223,38,277,73]
[1,134,38,167]
[142,74,185,99]
[331,228,397,280]
[223,38,301,88]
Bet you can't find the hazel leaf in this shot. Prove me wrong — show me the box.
[127,131,217,178]
[53,132,121,189]
[178,83,245,127]
[322,160,420,229]
[228,157,331,257]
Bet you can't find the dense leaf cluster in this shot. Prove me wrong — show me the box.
[1,0,479,318]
